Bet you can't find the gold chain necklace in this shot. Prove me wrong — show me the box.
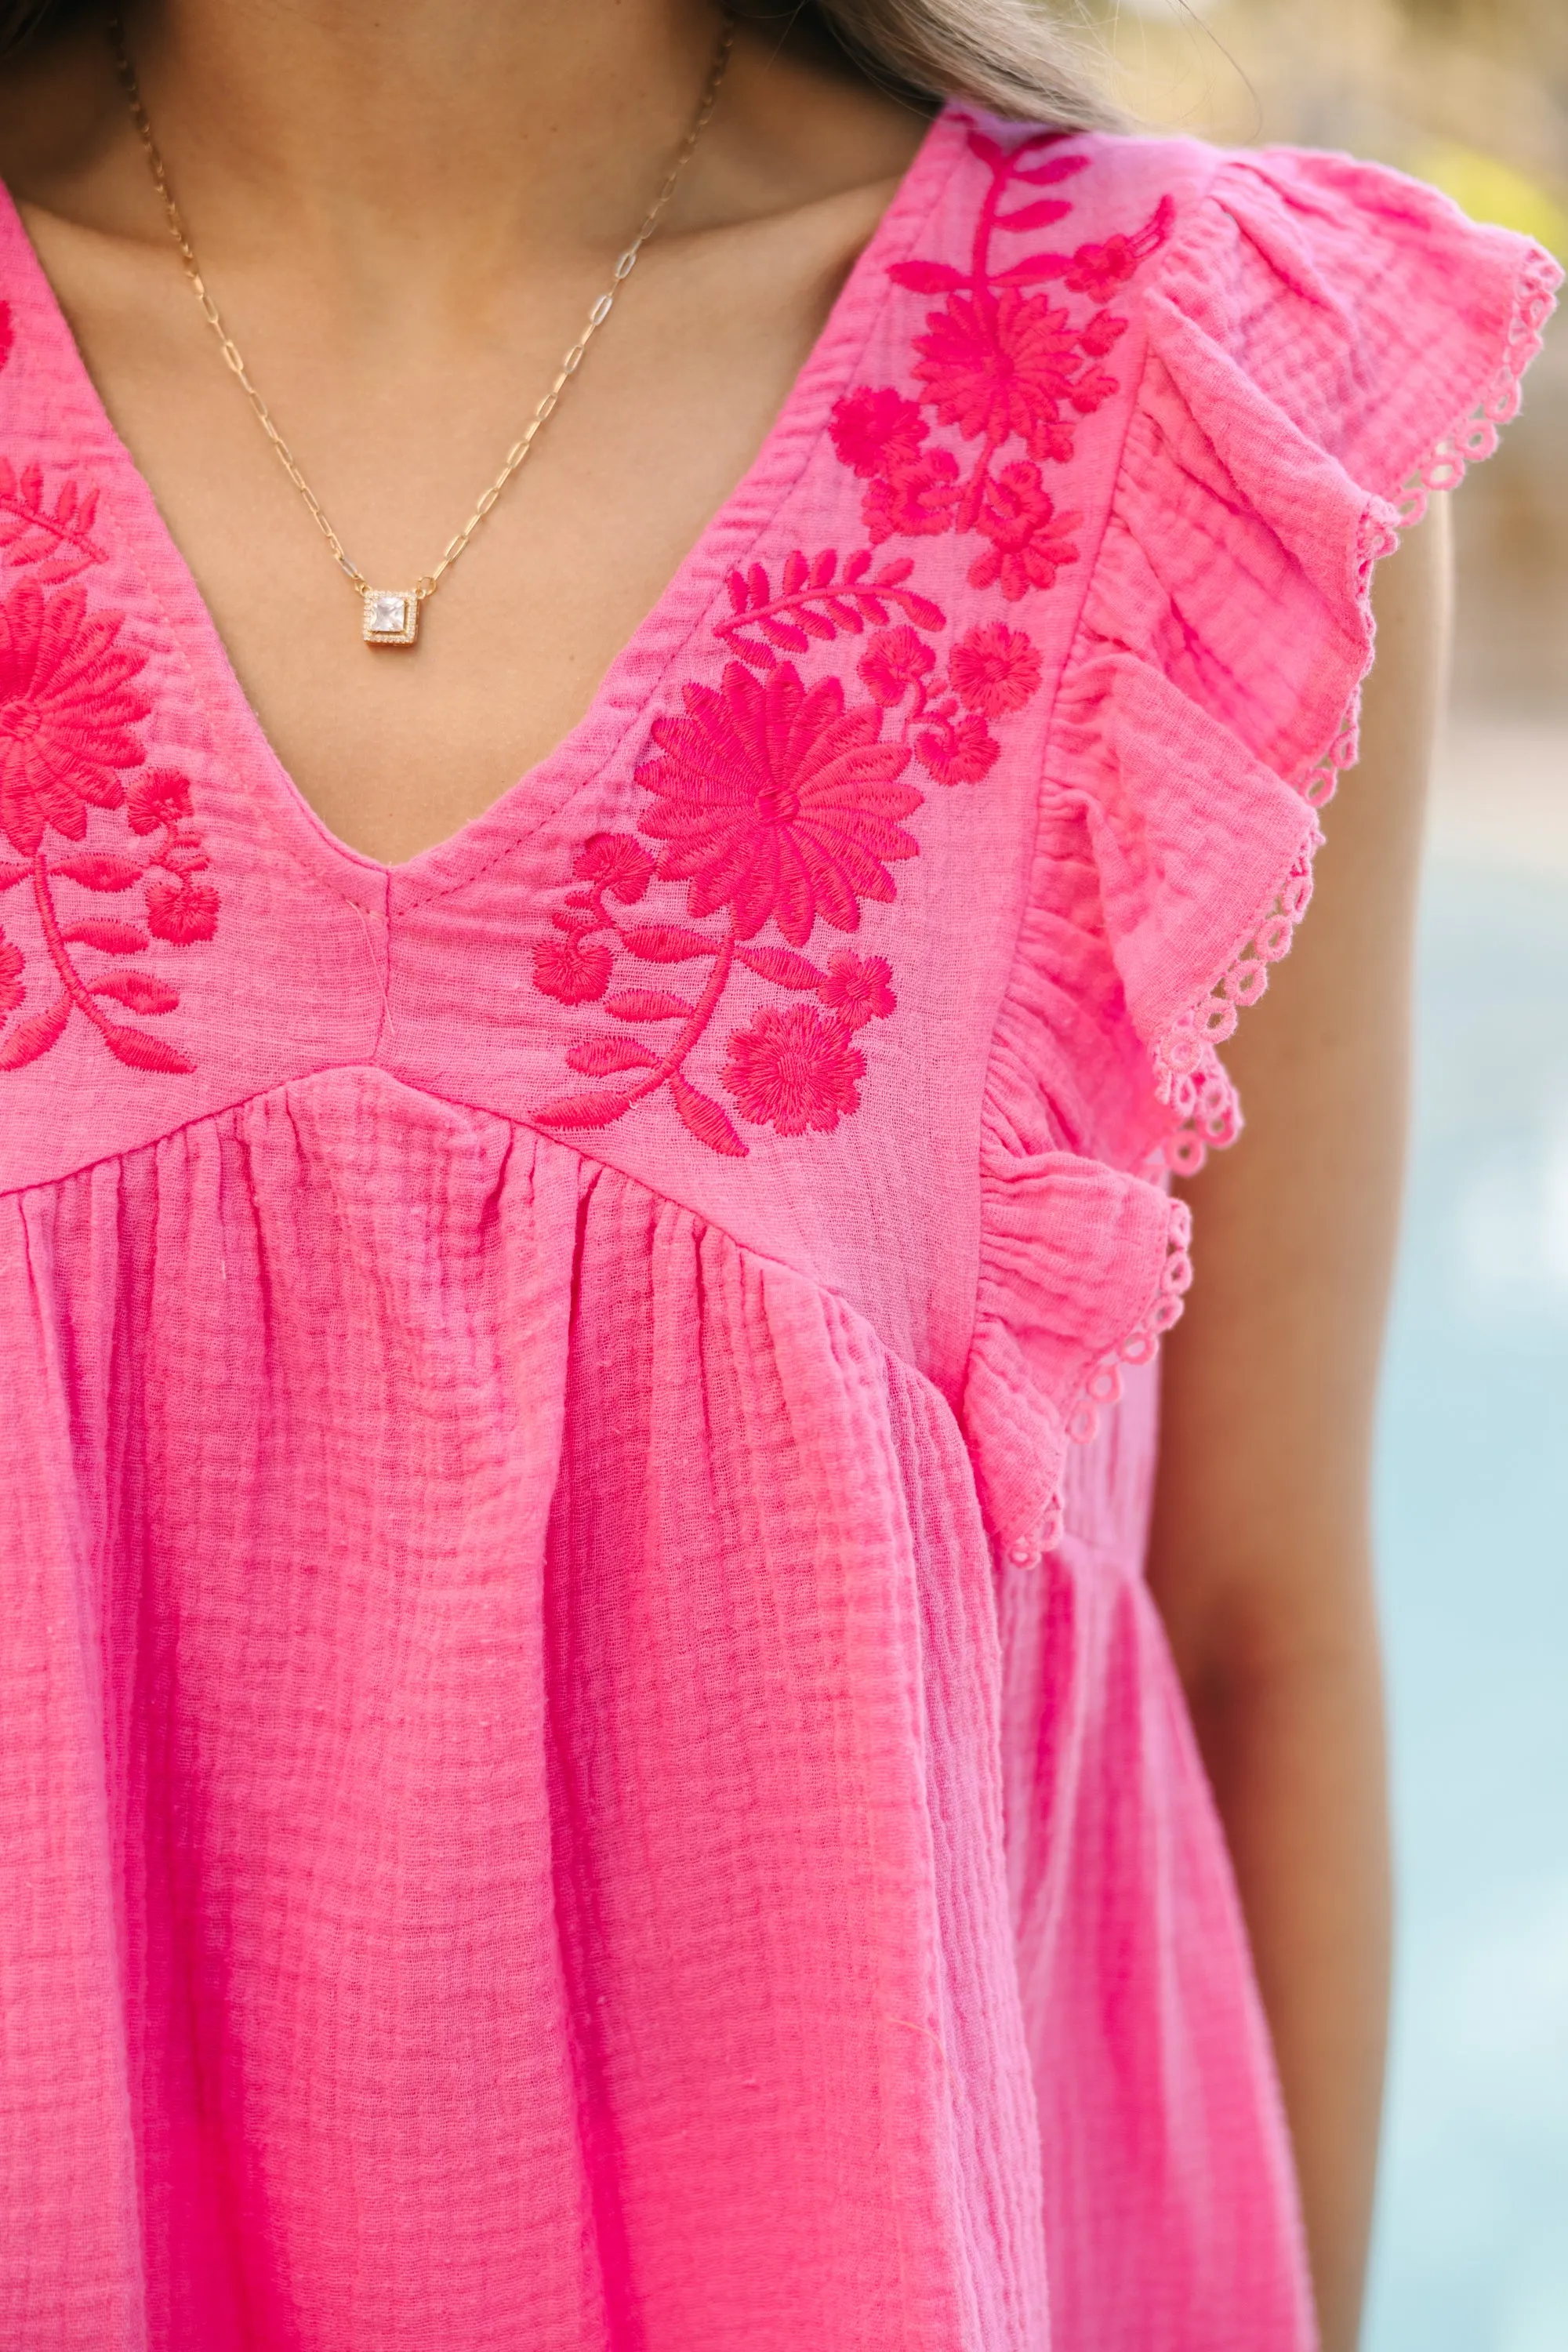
[110,13,735,648]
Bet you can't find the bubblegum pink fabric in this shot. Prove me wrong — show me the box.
[0,115,1555,2351]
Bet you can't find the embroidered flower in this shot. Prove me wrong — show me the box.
[970,464,1082,599]
[125,768,193,834]
[529,154,1178,1159]
[1062,235,1142,302]
[914,711,1000,786]
[532,931,614,1004]
[154,830,209,880]
[1078,310,1127,360]
[144,873,220,945]
[829,387,929,479]
[724,1003,866,1134]
[0,577,151,856]
[572,830,655,902]
[817,950,895,1027]
[862,448,960,543]
[636,661,922,947]
[949,622,1043,717]
[858,626,935,707]
[915,292,1085,466]
[0,564,219,1078]
[1066,365,1119,416]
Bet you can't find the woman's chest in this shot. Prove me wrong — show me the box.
[16,178,909,867]
[0,118,1180,1394]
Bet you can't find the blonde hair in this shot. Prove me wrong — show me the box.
[735,0,1119,129]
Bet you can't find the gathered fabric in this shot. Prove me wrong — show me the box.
[0,111,1554,2351]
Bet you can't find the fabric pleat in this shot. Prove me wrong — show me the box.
[4,1074,1055,2348]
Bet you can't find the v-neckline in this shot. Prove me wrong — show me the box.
[0,107,963,911]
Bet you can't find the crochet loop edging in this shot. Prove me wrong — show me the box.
[1027,1192,1193,1558]
[1151,241,1559,1178]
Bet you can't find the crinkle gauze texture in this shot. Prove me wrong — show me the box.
[0,111,1555,2352]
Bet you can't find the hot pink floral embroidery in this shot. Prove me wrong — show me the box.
[141,873,218,946]
[637,662,922,946]
[913,710,1000,786]
[829,388,930,479]
[949,622,1044,717]
[863,448,960,543]
[531,579,1037,1154]
[858,625,937,706]
[573,829,656,902]
[528,651,933,1157]
[532,931,616,1005]
[527,124,1163,1156]
[914,287,1093,462]
[834,129,1172,584]
[1062,230,1156,303]
[971,464,1082,599]
[0,577,147,854]
[715,546,943,664]
[0,460,107,586]
[724,1003,869,1136]
[0,574,218,1076]
[818,949,895,1026]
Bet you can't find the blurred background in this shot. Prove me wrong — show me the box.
[1086,4,1566,2344]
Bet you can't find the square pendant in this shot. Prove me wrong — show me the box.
[362,588,420,646]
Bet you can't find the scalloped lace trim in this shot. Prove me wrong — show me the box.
[1014,1194,1193,1562]
[1150,244,1560,1177]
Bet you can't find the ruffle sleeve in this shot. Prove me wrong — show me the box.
[965,143,1560,1559]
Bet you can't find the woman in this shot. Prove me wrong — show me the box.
[0,1,1554,2345]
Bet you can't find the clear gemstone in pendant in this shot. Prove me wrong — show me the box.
[362,589,419,645]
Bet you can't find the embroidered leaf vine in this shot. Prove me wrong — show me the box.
[100,1023,194,1073]
[735,946,826,989]
[520,129,1161,1159]
[90,971,180,1014]
[605,989,695,1022]
[996,198,1075,231]
[0,993,69,1069]
[0,585,216,1082]
[1011,154,1091,187]
[717,549,945,670]
[534,1089,634,1128]
[669,1070,746,1157]
[621,925,719,963]
[0,459,106,583]
[63,920,149,953]
[887,260,968,294]
[565,1035,661,1076]
[991,256,1073,287]
[51,853,144,892]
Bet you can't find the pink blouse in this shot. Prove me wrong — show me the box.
[0,111,1555,2352]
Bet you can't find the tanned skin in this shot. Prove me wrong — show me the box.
[1,12,1443,2340]
[1150,500,1448,2351]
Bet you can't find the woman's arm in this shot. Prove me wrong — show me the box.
[1145,499,1453,2352]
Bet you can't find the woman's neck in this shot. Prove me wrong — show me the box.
[0,0,930,864]
[121,0,728,269]
[7,0,880,306]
